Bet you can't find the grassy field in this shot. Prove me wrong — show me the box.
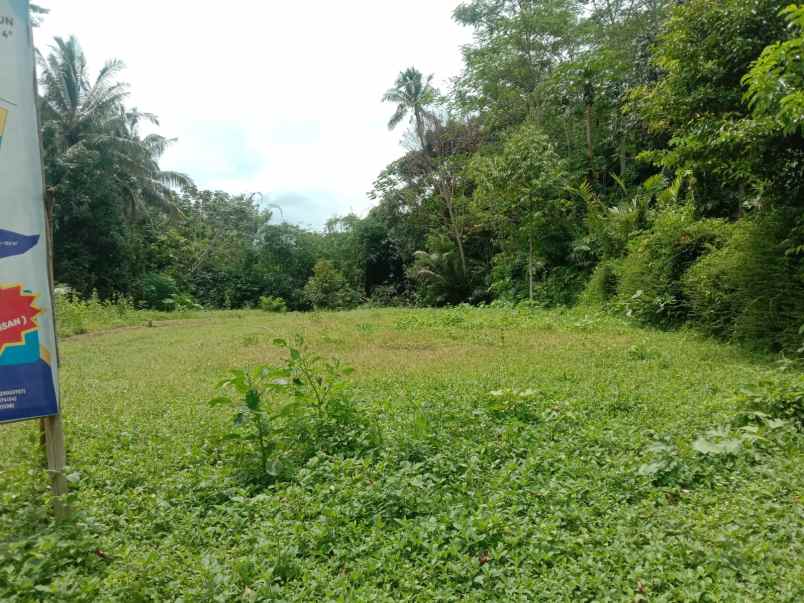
[1,307,802,601]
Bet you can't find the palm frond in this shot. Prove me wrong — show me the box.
[387,105,408,130]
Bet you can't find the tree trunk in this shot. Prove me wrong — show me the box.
[528,232,534,302]
[585,103,595,182]
[618,115,627,179]
[446,197,467,276]
[414,107,426,152]
[619,134,627,179]
[456,233,467,278]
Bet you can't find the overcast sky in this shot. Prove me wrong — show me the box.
[34,1,472,229]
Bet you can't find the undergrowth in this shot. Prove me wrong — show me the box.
[1,307,801,601]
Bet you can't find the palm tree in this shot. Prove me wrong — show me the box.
[115,109,193,219]
[38,37,191,221]
[39,37,129,151]
[410,247,475,306]
[382,67,437,151]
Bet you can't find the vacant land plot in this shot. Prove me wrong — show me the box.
[1,307,802,601]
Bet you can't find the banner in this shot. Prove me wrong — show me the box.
[0,0,59,423]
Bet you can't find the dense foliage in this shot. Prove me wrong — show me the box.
[9,5,801,599]
[39,1,804,352]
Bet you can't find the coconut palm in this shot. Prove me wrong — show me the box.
[382,67,438,151]
[39,37,129,150]
[114,109,193,218]
[38,37,191,221]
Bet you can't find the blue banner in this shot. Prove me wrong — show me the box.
[0,0,60,424]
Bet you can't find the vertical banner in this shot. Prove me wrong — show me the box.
[0,0,60,424]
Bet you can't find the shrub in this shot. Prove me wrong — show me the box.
[681,244,741,339]
[365,284,412,308]
[139,272,179,310]
[683,213,804,351]
[303,260,360,310]
[579,260,621,306]
[209,366,287,479]
[736,373,804,430]
[259,295,288,313]
[410,249,476,307]
[163,292,203,312]
[209,336,379,481]
[616,207,731,328]
[533,266,587,307]
[54,288,137,336]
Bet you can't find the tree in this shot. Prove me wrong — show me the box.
[629,0,793,215]
[116,109,193,219]
[38,37,192,296]
[382,67,438,151]
[471,123,570,300]
[39,37,191,223]
[743,4,804,137]
[303,260,359,310]
[453,0,584,131]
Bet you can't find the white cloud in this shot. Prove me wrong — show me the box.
[35,0,472,228]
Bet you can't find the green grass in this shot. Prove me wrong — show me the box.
[1,307,802,601]
[53,293,235,338]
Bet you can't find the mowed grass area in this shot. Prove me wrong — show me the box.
[1,307,802,601]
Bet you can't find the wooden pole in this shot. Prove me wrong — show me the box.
[42,414,68,519]
[39,184,67,521]
[31,6,68,521]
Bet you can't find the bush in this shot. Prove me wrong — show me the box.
[579,260,621,306]
[259,295,288,313]
[736,373,804,430]
[410,249,479,307]
[209,336,379,482]
[531,266,587,307]
[139,272,179,310]
[163,293,203,312]
[303,260,360,310]
[489,253,585,307]
[616,207,732,328]
[683,213,804,351]
[365,284,412,308]
[55,288,136,336]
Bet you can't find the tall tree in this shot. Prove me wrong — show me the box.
[382,67,438,151]
[453,0,583,131]
[471,123,570,300]
[629,0,793,215]
[39,37,191,222]
[38,37,191,296]
[116,109,193,219]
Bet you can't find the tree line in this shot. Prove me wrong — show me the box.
[37,1,803,351]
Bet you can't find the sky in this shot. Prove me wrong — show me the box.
[34,0,473,229]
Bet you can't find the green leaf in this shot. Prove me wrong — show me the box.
[693,436,742,455]
[274,401,304,419]
[208,396,232,407]
[245,389,261,411]
[638,461,666,476]
[692,437,720,455]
